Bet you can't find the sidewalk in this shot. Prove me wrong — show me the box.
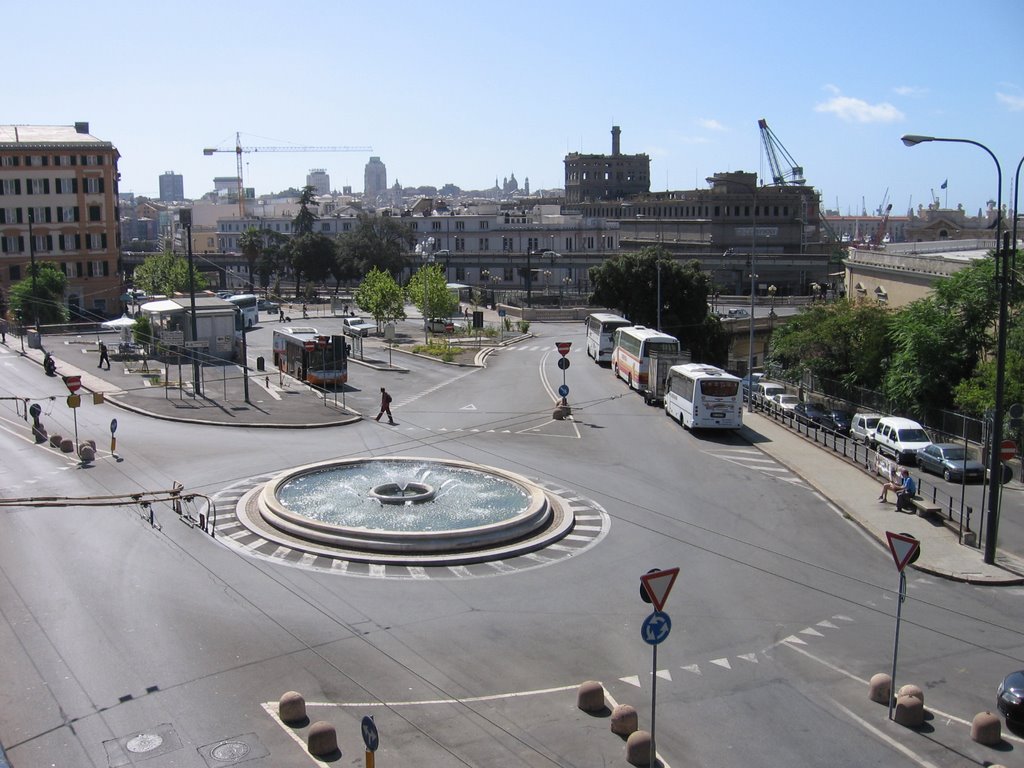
[741,410,1024,585]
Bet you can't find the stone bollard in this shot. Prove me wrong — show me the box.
[868,673,891,705]
[970,711,1002,746]
[625,730,652,766]
[307,721,337,757]
[893,694,924,727]
[60,438,74,453]
[49,433,63,448]
[576,681,605,713]
[610,704,638,736]
[897,683,923,706]
[553,405,570,420]
[278,691,306,725]
[78,443,96,462]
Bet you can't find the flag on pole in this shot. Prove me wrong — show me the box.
[940,179,948,189]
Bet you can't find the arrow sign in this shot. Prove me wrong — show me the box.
[641,611,672,645]
[886,531,920,572]
[556,341,571,356]
[640,567,679,612]
[361,715,379,752]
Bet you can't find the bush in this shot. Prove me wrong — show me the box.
[517,319,530,333]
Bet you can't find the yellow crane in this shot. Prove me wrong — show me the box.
[203,132,372,217]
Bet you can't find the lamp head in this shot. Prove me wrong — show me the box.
[901,134,933,147]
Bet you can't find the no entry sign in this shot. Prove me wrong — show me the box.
[555,341,571,356]
[1000,439,1016,461]
[63,375,82,394]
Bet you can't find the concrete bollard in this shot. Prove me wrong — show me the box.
[576,680,605,713]
[970,711,1002,746]
[625,730,652,766]
[278,691,306,725]
[307,721,337,757]
[49,433,63,448]
[868,673,891,704]
[893,694,924,727]
[610,704,638,736]
[60,438,74,453]
[78,443,95,462]
[897,683,923,706]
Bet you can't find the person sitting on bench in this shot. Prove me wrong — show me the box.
[895,469,917,512]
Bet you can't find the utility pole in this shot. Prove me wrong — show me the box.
[179,209,202,397]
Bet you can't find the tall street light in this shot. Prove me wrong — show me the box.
[902,134,1007,564]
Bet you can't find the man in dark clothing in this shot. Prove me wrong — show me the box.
[98,341,110,370]
[895,469,918,512]
[375,387,394,424]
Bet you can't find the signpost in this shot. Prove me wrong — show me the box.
[361,715,379,768]
[63,375,81,394]
[639,567,679,768]
[885,531,920,720]
[555,342,572,412]
[63,376,82,450]
[110,418,118,456]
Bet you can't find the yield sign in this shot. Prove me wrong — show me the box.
[640,567,679,612]
[886,531,920,572]
[555,341,571,356]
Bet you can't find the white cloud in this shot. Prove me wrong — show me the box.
[997,92,1024,111]
[698,118,726,131]
[893,85,927,97]
[814,93,904,123]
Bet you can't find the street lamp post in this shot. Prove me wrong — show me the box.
[767,284,777,362]
[902,134,1006,564]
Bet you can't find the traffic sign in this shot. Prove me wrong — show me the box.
[110,418,118,434]
[886,531,920,572]
[318,335,329,348]
[557,357,570,370]
[641,611,671,645]
[63,375,82,394]
[66,395,81,408]
[1000,439,1016,461]
[361,715,379,752]
[640,567,679,612]
[558,384,569,398]
[303,340,316,352]
[555,341,571,356]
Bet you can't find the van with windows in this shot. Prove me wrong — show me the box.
[872,416,932,465]
[850,412,882,445]
[752,380,785,408]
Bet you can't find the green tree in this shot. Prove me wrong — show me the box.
[406,263,457,321]
[9,261,69,326]
[353,267,406,328]
[338,213,414,278]
[292,185,318,236]
[237,226,264,293]
[132,251,208,297]
[289,233,337,297]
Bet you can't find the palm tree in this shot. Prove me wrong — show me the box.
[238,226,263,293]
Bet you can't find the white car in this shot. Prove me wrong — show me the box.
[770,394,800,413]
[342,317,376,337]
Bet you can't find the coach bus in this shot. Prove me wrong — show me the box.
[227,294,259,328]
[664,363,743,430]
[611,326,680,392]
[585,312,632,363]
[272,327,348,387]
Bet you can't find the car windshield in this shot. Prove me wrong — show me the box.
[941,447,967,460]
[898,429,929,442]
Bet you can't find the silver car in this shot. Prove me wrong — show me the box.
[916,443,986,483]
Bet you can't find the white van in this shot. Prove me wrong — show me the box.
[873,416,931,465]
[850,412,882,444]
[753,380,785,408]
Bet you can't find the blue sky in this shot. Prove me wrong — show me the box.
[10,1,1023,218]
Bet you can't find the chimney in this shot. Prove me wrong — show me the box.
[74,122,89,134]
[611,125,621,156]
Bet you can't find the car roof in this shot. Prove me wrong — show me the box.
[929,442,964,450]
[879,416,924,428]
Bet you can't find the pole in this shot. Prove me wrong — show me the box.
[241,321,250,404]
[650,643,657,768]
[986,231,1010,563]
[526,250,533,308]
[181,210,202,397]
[747,192,758,412]
[656,260,662,331]
[28,207,39,328]
[888,571,907,720]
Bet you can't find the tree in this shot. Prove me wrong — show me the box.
[289,233,337,297]
[353,267,406,328]
[337,213,414,278]
[9,261,69,326]
[238,226,264,293]
[292,185,318,236]
[132,251,208,297]
[406,263,457,321]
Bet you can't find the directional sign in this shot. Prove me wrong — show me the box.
[641,611,671,645]
[886,531,920,572]
[558,384,569,398]
[63,375,82,394]
[361,715,379,752]
[556,341,571,356]
[110,418,118,434]
[557,357,570,370]
[640,567,679,612]
[1000,439,1016,461]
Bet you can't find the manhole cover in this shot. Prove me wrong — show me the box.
[126,733,164,753]
[211,741,250,760]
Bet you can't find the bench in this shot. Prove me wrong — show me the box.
[906,495,977,546]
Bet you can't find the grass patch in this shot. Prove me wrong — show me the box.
[411,341,465,363]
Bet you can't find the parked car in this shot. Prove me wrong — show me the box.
[793,401,828,427]
[740,373,764,401]
[826,409,854,436]
[753,381,786,408]
[342,316,376,336]
[427,318,456,333]
[998,670,1024,724]
[770,393,800,413]
[873,416,932,465]
[850,412,883,444]
[257,298,279,312]
[916,443,986,483]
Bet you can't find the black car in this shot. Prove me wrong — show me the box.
[793,402,828,427]
[826,409,853,435]
[998,670,1024,723]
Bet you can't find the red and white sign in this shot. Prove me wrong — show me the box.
[303,340,316,352]
[640,567,679,612]
[63,375,82,394]
[318,335,329,348]
[556,341,571,356]
[1000,439,1016,462]
[886,531,920,573]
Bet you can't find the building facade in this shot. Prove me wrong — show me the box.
[306,168,330,196]
[0,122,122,321]
[364,157,387,201]
[564,125,650,204]
[158,171,184,202]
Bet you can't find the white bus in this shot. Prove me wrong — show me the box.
[664,363,743,430]
[611,326,680,392]
[585,312,632,363]
[227,294,259,328]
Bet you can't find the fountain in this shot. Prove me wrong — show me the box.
[248,456,574,563]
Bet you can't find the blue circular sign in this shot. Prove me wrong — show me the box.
[361,715,379,751]
[641,611,671,645]
[558,384,569,398]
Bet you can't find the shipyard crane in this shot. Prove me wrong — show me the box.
[203,132,373,217]
[758,118,805,186]
[870,203,893,247]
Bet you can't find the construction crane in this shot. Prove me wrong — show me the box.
[870,203,893,247]
[758,118,805,186]
[203,132,373,218]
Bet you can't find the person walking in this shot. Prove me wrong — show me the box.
[375,387,394,424]
[97,340,110,370]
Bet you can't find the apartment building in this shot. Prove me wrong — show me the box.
[0,122,122,320]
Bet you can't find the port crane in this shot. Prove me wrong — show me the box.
[758,118,805,186]
[203,132,372,217]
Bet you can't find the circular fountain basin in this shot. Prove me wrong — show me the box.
[259,457,552,555]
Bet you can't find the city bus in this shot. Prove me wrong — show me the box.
[585,312,632,363]
[611,326,681,392]
[272,327,348,387]
[664,363,743,430]
[227,294,259,328]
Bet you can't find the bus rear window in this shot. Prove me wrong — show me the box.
[700,380,739,397]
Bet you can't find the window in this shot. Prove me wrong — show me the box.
[56,177,77,194]
[454,237,465,252]
[455,267,465,281]
[0,208,20,224]
[32,206,51,223]
[54,155,74,166]
[33,235,51,252]
[88,205,101,222]
[431,221,441,230]
[342,223,351,231]
[87,233,106,250]
[26,155,48,167]
[503,267,514,281]
[60,234,80,251]
[503,237,513,251]
[84,177,103,194]
[320,222,331,232]
[1,156,19,167]
[479,238,489,251]
[90,260,108,276]
[27,178,49,194]
[58,206,77,223]
[1,179,20,195]
[455,221,465,231]
[479,221,489,230]
[2,236,23,253]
